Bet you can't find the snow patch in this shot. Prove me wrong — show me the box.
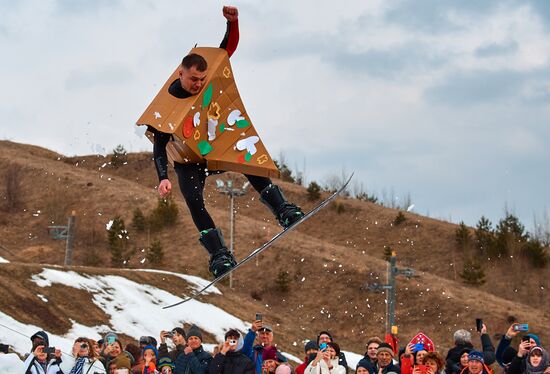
[132,268,221,295]
[37,294,48,302]
[0,256,9,264]
[0,353,25,374]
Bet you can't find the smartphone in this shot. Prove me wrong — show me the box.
[413,343,424,352]
[521,336,531,342]
[166,331,174,338]
[319,342,328,351]
[229,340,237,346]
[476,318,483,332]
[417,365,428,374]
[255,313,263,321]
[514,324,529,332]
[107,336,116,345]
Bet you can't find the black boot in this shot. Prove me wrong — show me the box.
[260,184,304,228]
[199,228,236,277]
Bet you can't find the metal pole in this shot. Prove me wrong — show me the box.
[64,211,76,266]
[387,253,397,333]
[229,193,235,289]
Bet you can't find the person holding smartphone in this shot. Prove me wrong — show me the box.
[60,337,107,374]
[495,322,542,370]
[304,342,346,374]
[241,315,288,374]
[159,328,187,363]
[445,326,495,374]
[208,329,254,374]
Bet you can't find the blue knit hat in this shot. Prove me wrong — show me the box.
[143,344,158,360]
[525,334,541,346]
[468,351,484,363]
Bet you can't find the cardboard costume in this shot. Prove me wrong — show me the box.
[137,47,280,179]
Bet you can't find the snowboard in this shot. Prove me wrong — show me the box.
[163,173,354,308]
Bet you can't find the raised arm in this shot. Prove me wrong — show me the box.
[219,6,239,57]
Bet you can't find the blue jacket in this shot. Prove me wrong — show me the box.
[241,330,287,374]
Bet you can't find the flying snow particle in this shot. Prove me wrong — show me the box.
[106,220,114,230]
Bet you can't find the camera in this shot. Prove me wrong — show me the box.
[166,331,174,338]
[229,340,237,346]
[514,324,529,332]
[44,347,55,354]
[81,343,88,349]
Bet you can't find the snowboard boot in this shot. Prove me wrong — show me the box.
[199,228,237,278]
[260,184,304,228]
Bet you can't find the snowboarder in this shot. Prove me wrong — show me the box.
[147,6,303,278]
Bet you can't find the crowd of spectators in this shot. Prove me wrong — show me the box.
[1,316,547,374]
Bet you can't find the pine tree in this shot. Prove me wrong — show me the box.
[393,212,406,226]
[132,208,147,231]
[521,240,549,268]
[455,221,471,250]
[460,258,486,286]
[146,239,164,265]
[107,216,129,267]
[307,181,321,201]
[494,213,528,257]
[275,270,290,292]
[110,144,128,168]
[149,197,179,231]
[475,216,494,256]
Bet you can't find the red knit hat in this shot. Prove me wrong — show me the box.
[408,332,435,352]
[263,346,278,361]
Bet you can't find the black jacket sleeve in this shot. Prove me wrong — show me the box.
[480,333,496,365]
[148,126,170,181]
[208,353,225,374]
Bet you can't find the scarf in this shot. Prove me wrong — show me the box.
[70,357,86,374]
[526,347,549,374]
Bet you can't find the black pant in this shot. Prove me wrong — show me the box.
[174,162,271,232]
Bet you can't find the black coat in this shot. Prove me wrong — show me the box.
[446,335,495,374]
[175,346,213,374]
[208,351,255,374]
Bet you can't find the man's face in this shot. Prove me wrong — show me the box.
[377,352,392,367]
[188,336,201,350]
[318,334,331,344]
[367,343,379,360]
[259,330,273,345]
[172,332,186,346]
[179,65,207,95]
[226,336,239,351]
[468,360,483,374]
[264,359,277,373]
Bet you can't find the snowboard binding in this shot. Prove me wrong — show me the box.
[260,184,304,228]
[199,228,237,277]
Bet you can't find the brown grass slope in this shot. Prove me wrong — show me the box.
[0,140,548,358]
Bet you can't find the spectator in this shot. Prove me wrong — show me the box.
[449,349,471,374]
[496,323,541,369]
[30,331,49,353]
[459,351,491,374]
[297,341,318,374]
[421,352,445,374]
[445,326,495,374]
[160,328,187,362]
[60,337,106,374]
[242,317,287,374]
[143,345,160,374]
[508,342,548,374]
[261,346,280,374]
[356,363,370,374]
[357,337,382,374]
[159,357,176,374]
[208,329,254,374]
[23,343,63,374]
[373,343,399,374]
[103,338,134,371]
[304,342,345,374]
[317,331,348,373]
[175,325,212,374]
[401,334,435,374]
[125,343,144,374]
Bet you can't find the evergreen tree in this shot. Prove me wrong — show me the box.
[475,216,494,256]
[146,239,164,265]
[110,144,128,168]
[455,221,471,250]
[307,181,321,201]
[460,258,486,286]
[521,240,549,268]
[107,216,129,267]
[494,213,528,257]
[393,212,406,226]
[275,270,290,292]
[149,197,179,231]
[132,208,147,231]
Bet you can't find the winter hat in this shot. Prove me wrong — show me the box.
[408,332,435,353]
[263,346,278,361]
[525,334,541,347]
[304,341,318,353]
[259,325,273,332]
[377,343,394,357]
[187,325,203,341]
[317,331,333,343]
[172,327,186,339]
[526,347,548,374]
[30,331,49,347]
[275,364,292,374]
[158,357,176,369]
[468,351,484,363]
[143,345,159,360]
[114,353,132,370]
[225,329,241,340]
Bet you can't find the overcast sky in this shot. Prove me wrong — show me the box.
[1,0,549,232]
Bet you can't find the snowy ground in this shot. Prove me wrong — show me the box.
[0,266,362,373]
[0,256,9,263]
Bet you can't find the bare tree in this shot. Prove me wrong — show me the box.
[533,209,550,246]
[323,167,351,196]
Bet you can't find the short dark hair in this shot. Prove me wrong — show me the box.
[225,329,240,340]
[182,53,207,71]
